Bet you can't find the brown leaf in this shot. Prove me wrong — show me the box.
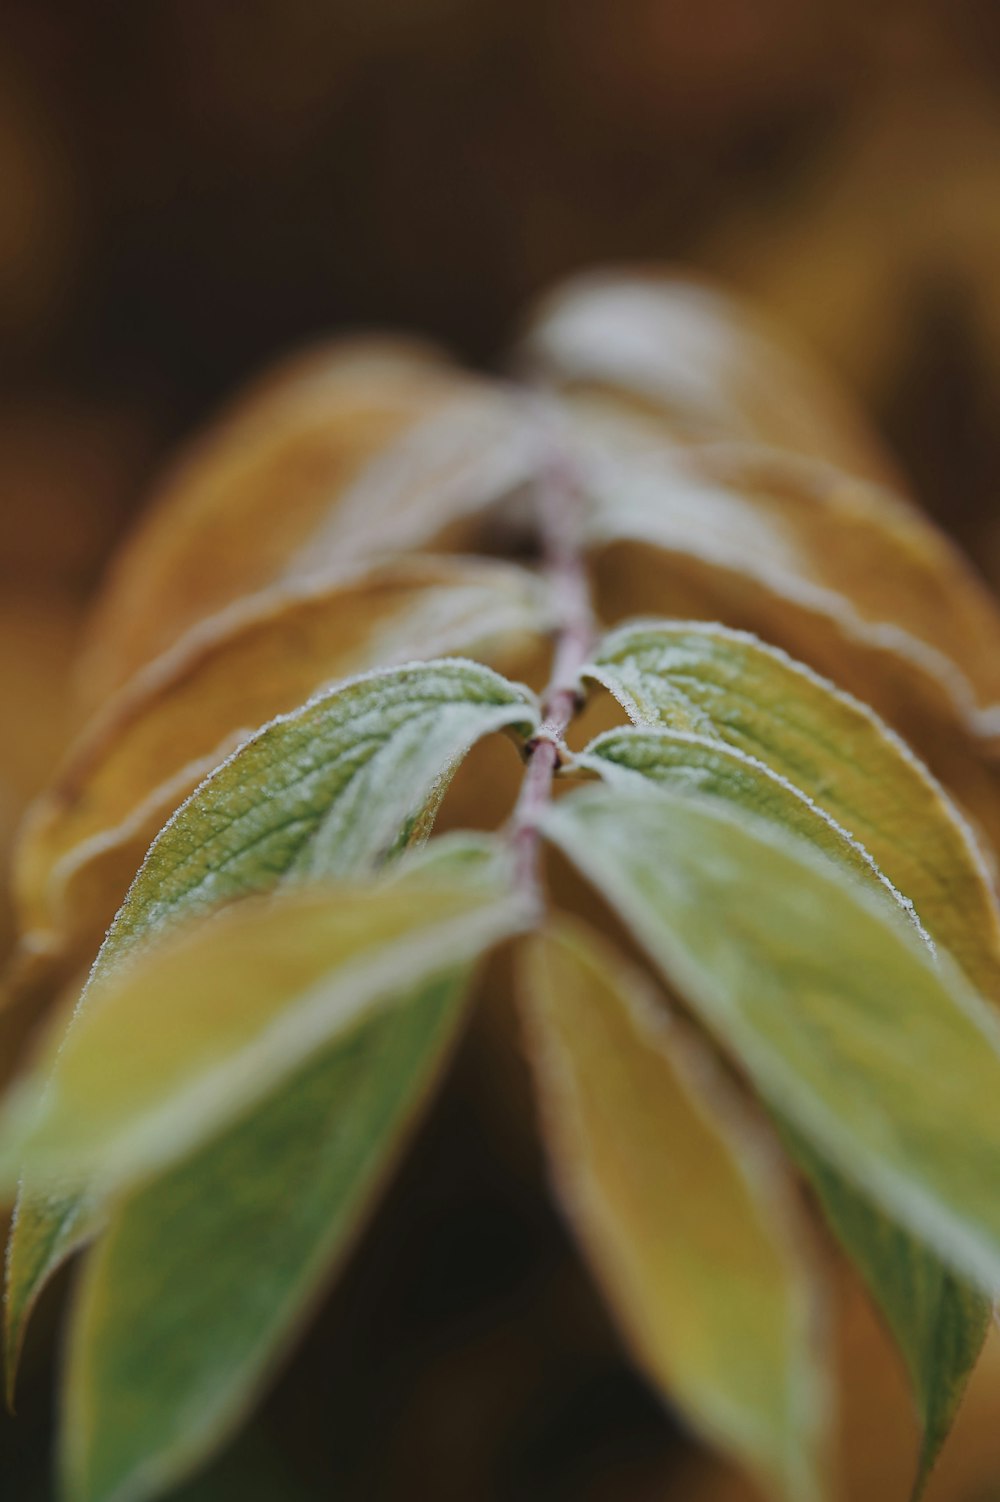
[80,339,530,702]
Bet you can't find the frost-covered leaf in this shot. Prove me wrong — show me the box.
[583,513,1000,854]
[585,621,1000,1001]
[521,920,828,1502]
[519,269,895,484]
[88,658,536,969]
[32,837,524,1502]
[60,964,474,1502]
[80,339,466,700]
[577,727,913,928]
[543,786,1000,1297]
[15,557,546,973]
[1,842,526,1219]
[4,663,535,1385]
[280,388,538,582]
[83,345,536,702]
[580,742,988,1492]
[571,413,1000,733]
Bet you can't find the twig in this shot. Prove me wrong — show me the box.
[509,414,596,897]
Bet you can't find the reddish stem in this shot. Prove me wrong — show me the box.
[510,423,595,896]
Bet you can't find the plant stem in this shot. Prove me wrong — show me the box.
[510,422,596,897]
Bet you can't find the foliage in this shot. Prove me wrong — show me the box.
[4,270,1000,1502]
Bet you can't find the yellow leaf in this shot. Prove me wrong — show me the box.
[2,847,528,1202]
[678,1269,1000,1502]
[521,919,828,1502]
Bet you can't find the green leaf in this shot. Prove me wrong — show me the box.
[577,726,917,930]
[521,920,828,1502]
[97,657,537,969]
[786,1132,990,1497]
[585,620,1000,1002]
[579,720,992,1490]
[60,961,476,1502]
[5,660,536,1389]
[542,786,1000,1298]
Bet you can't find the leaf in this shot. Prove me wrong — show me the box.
[0,847,527,1198]
[4,663,536,1386]
[83,345,536,702]
[576,726,916,929]
[585,621,1000,1002]
[282,386,538,581]
[519,268,897,484]
[60,966,472,1502]
[573,627,990,1483]
[14,557,547,974]
[521,919,828,1502]
[542,785,1000,1297]
[88,658,537,971]
[786,1132,991,1498]
[570,410,1000,729]
[78,339,459,701]
[49,836,525,1502]
[585,552,1000,859]
[545,375,1000,849]
[527,272,1000,735]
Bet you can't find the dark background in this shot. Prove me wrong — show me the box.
[6,0,1000,605]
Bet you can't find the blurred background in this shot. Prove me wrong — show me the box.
[4,1,1000,1497]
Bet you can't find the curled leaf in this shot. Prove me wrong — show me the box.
[42,658,537,973]
[584,553,1000,856]
[577,726,915,929]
